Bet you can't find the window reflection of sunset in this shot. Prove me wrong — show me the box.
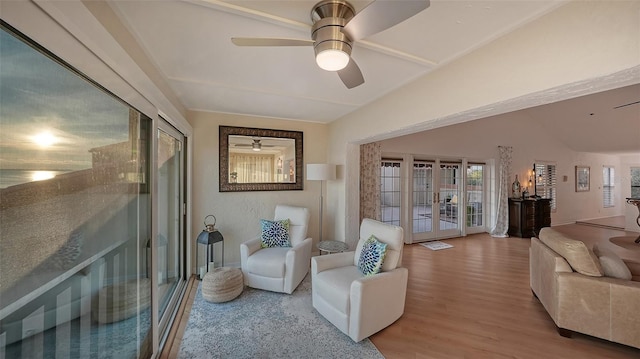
[30,170,56,182]
[32,131,58,148]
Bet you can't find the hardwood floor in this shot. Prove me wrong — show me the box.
[162,223,640,358]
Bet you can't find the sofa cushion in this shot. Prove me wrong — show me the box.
[538,227,603,277]
[260,218,291,248]
[593,245,632,280]
[314,265,363,314]
[357,235,388,276]
[246,247,289,278]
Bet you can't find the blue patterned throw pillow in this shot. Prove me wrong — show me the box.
[357,235,387,276]
[260,219,291,248]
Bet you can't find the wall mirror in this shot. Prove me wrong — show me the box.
[219,126,303,192]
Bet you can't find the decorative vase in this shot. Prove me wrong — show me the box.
[512,175,521,198]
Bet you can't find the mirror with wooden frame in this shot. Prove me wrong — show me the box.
[219,126,303,192]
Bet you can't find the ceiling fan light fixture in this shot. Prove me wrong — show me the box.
[316,49,350,71]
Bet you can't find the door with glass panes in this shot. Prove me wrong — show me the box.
[412,160,462,241]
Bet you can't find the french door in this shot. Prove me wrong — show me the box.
[412,160,462,241]
[380,158,486,243]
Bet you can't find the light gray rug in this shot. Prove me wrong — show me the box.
[178,274,384,359]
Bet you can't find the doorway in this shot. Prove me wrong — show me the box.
[380,157,486,243]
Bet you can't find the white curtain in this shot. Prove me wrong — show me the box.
[229,154,274,183]
[491,146,512,237]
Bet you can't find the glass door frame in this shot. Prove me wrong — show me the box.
[152,119,188,351]
[410,158,463,241]
[404,156,488,243]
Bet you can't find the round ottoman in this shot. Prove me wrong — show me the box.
[92,278,151,323]
[202,267,244,303]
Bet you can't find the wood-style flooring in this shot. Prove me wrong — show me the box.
[161,222,640,358]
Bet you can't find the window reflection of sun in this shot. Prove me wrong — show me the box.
[32,131,58,147]
[31,171,56,182]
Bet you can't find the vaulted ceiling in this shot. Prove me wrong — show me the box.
[108,0,639,154]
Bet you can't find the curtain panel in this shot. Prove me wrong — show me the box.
[491,146,512,237]
[360,142,381,224]
[229,154,274,183]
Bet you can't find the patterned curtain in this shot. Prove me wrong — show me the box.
[491,146,512,237]
[360,142,381,224]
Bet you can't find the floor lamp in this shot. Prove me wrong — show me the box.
[306,164,336,242]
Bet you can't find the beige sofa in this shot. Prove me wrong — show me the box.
[530,227,640,349]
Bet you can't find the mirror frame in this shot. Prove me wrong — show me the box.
[219,126,304,192]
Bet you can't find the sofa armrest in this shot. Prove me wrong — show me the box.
[556,272,640,348]
[311,251,355,275]
[283,237,312,294]
[240,237,261,270]
[530,237,572,323]
[349,267,409,342]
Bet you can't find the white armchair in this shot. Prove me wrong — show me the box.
[311,218,408,342]
[240,205,311,294]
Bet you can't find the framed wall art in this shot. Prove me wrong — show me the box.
[575,166,590,192]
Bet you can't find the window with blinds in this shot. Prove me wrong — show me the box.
[603,166,615,208]
[535,162,557,211]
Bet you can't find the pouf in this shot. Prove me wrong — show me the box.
[92,278,151,323]
[202,267,244,303]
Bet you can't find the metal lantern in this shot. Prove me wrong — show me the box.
[196,215,224,279]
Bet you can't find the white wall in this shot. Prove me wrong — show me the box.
[326,1,640,241]
[189,111,329,267]
[379,109,629,227]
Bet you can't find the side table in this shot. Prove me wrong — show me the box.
[625,198,640,243]
[317,240,349,255]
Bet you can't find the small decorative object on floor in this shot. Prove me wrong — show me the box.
[202,267,243,303]
[93,278,151,323]
[420,241,453,251]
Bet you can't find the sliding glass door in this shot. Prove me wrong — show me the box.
[156,123,186,342]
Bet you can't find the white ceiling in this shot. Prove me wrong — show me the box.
[108,0,639,154]
[110,0,564,122]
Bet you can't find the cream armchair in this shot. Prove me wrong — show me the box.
[311,218,408,342]
[240,205,311,294]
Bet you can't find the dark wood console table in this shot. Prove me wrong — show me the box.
[625,197,640,243]
[508,198,551,238]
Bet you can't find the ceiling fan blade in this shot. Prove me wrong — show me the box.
[231,38,314,47]
[337,59,365,89]
[343,0,430,41]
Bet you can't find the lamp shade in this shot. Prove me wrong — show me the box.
[306,164,336,181]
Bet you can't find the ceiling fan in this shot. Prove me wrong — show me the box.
[234,138,275,152]
[231,0,430,89]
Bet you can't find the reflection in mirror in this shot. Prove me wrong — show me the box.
[219,126,303,192]
[228,135,296,184]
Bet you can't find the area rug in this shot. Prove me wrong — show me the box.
[420,241,453,251]
[178,275,383,359]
